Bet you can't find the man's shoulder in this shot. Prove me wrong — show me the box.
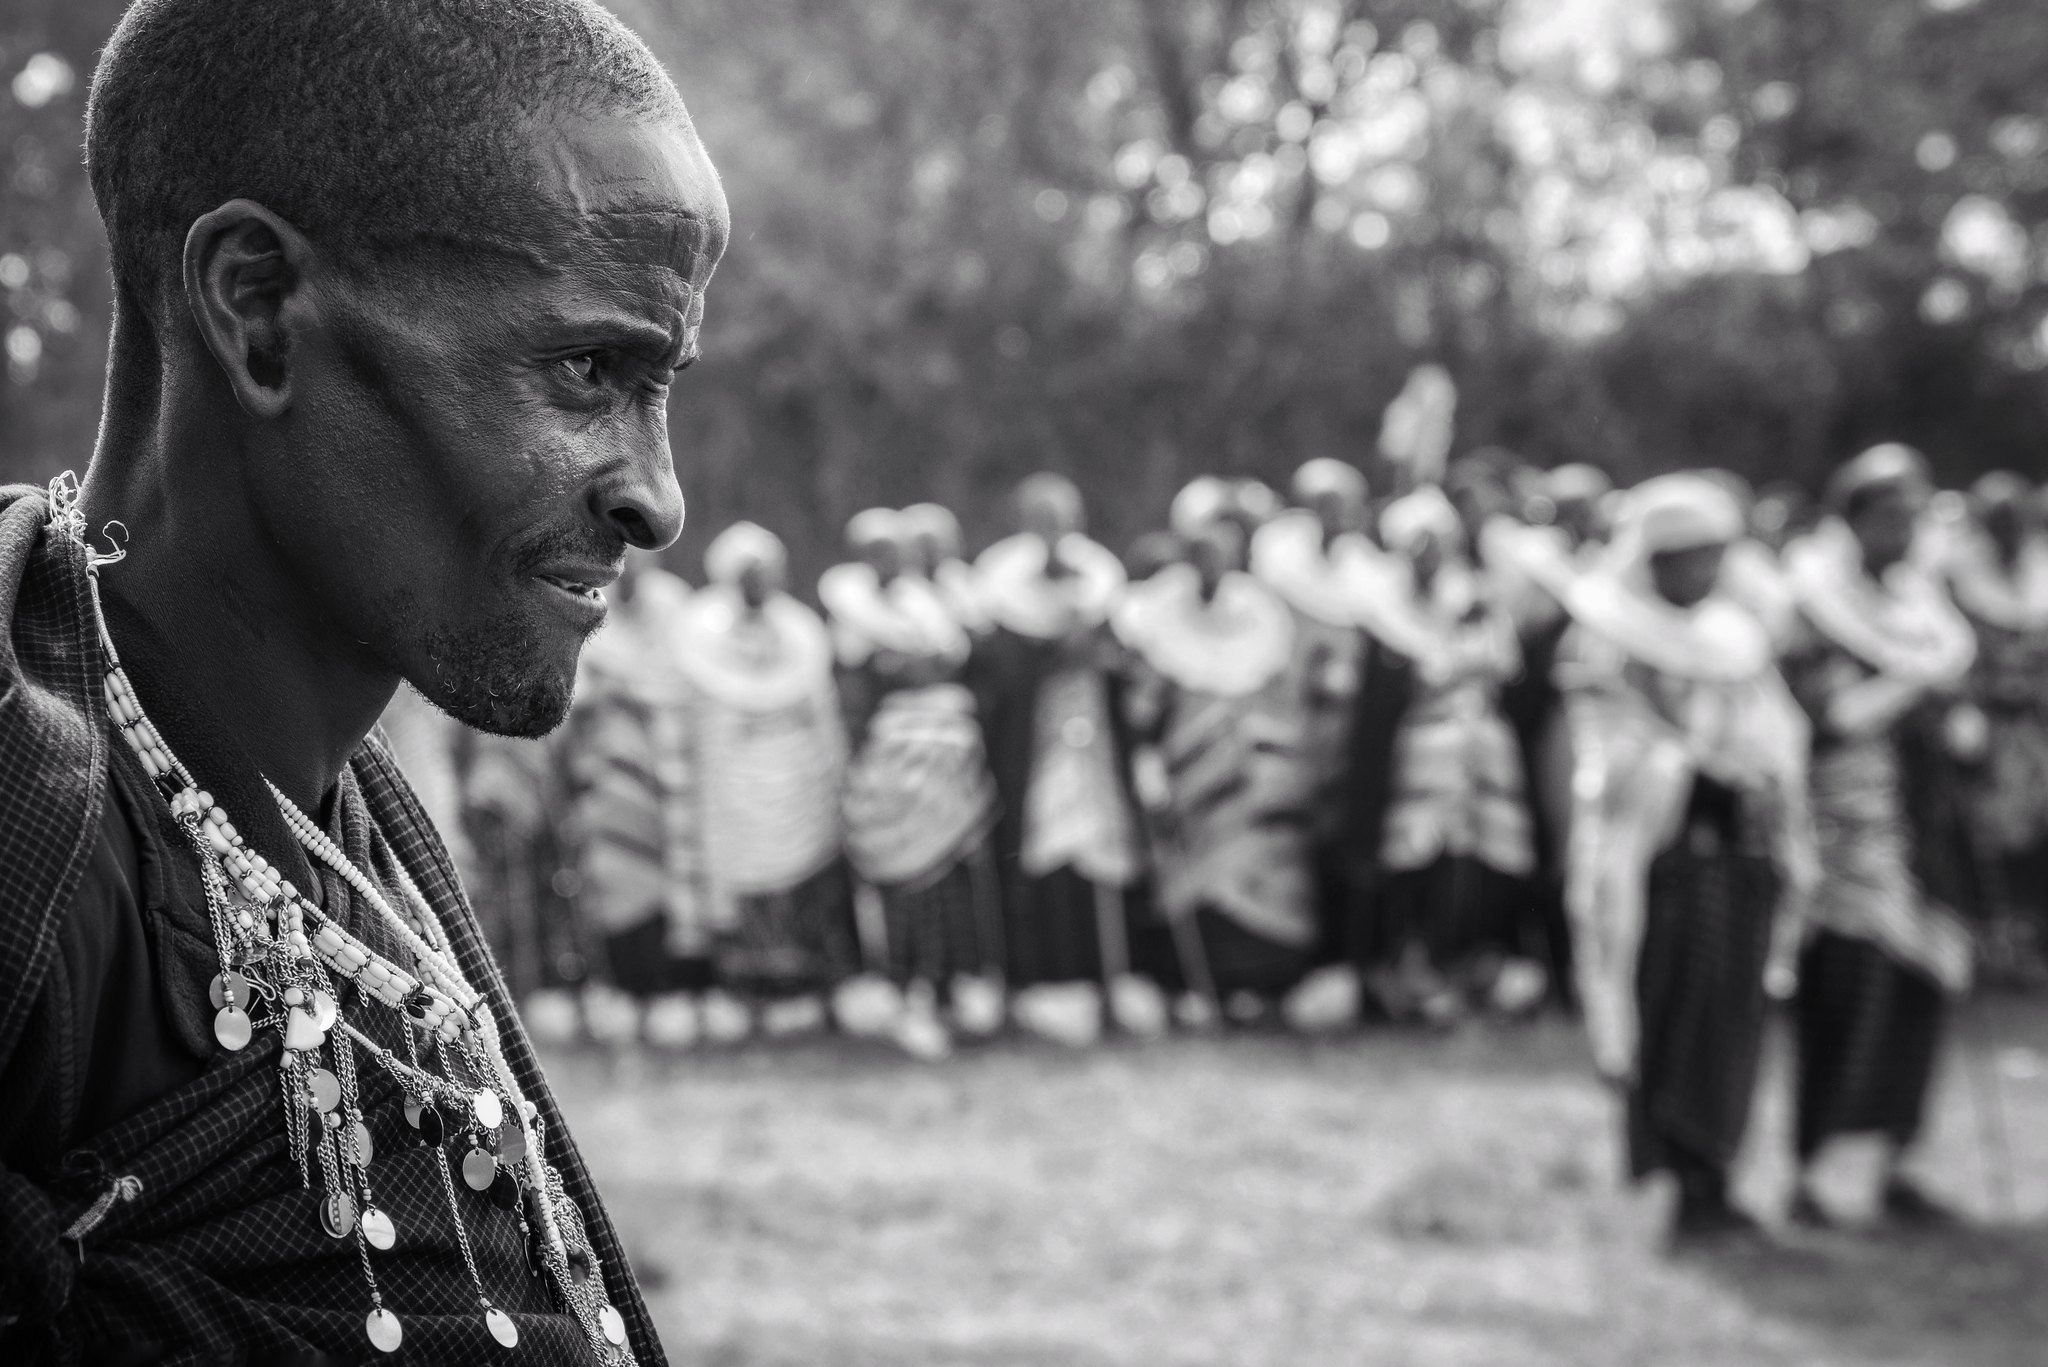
[0,478,113,1061]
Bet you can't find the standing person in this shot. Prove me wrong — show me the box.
[0,0,723,1358]
[1457,454,1578,1006]
[973,474,1159,1042]
[563,552,738,1046]
[1780,445,1980,1226]
[1941,472,2048,975]
[674,523,860,1022]
[823,511,1004,1057]
[1117,504,1314,1020]
[1345,486,1540,1022]
[1555,475,1817,1240]
[1250,460,1391,1027]
[904,501,992,637]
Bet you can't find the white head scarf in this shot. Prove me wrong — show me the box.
[1169,477,1233,539]
[1379,485,1462,556]
[1291,458,1367,507]
[1556,473,1768,683]
[704,521,787,587]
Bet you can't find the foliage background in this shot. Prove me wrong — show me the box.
[3,0,2044,586]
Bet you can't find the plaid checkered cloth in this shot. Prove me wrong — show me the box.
[0,487,664,1366]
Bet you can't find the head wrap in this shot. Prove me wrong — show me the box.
[1547,463,1614,507]
[704,521,787,586]
[1379,485,1462,555]
[1169,477,1233,538]
[1700,468,1756,512]
[902,502,964,559]
[1970,469,2034,519]
[1616,473,1746,559]
[1232,479,1283,528]
[1824,443,1932,518]
[1291,458,1367,507]
[845,507,905,554]
[1016,472,1085,530]
[1553,474,1773,684]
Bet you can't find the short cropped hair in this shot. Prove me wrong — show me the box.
[86,0,688,318]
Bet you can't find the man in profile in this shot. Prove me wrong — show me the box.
[0,0,726,1362]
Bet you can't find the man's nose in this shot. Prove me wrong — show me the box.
[590,448,686,551]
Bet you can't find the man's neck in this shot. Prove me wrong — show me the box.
[79,417,398,816]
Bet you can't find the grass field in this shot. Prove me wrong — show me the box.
[546,998,2048,1367]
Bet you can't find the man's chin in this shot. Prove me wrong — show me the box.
[408,617,581,738]
[416,668,574,738]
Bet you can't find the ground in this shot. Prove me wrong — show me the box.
[546,997,2048,1367]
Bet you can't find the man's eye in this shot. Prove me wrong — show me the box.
[560,353,601,383]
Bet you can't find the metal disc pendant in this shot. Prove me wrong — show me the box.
[416,1103,444,1147]
[360,1206,396,1251]
[489,1168,520,1210]
[351,1120,375,1168]
[497,1118,527,1167]
[486,1306,519,1348]
[365,1307,403,1353]
[599,1303,626,1346]
[208,970,250,1011]
[306,1068,341,1114]
[213,1005,252,1052]
[462,1146,497,1192]
[319,1189,358,1239]
[310,989,339,1031]
[471,1089,503,1130]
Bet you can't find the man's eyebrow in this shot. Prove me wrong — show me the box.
[540,307,694,362]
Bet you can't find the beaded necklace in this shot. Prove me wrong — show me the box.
[52,477,632,1362]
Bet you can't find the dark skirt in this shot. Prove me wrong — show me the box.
[1004,867,1121,986]
[1309,844,1362,968]
[716,859,863,997]
[1627,839,1780,1179]
[1136,906,1314,1000]
[880,844,1004,986]
[1373,856,1533,972]
[602,914,720,997]
[470,815,589,996]
[1795,929,1946,1160]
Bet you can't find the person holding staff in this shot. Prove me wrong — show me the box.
[973,474,1159,1042]
[823,511,1004,1057]
[1117,488,1314,1020]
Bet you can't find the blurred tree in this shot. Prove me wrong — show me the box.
[0,0,118,486]
[2,0,2042,589]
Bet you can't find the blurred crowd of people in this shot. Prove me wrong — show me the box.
[383,441,2047,1238]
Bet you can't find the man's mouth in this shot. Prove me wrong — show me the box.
[535,572,606,602]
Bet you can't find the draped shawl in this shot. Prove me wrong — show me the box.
[1782,518,1978,993]
[673,587,846,910]
[1554,562,1816,1080]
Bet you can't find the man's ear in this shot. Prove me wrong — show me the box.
[182,199,318,420]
